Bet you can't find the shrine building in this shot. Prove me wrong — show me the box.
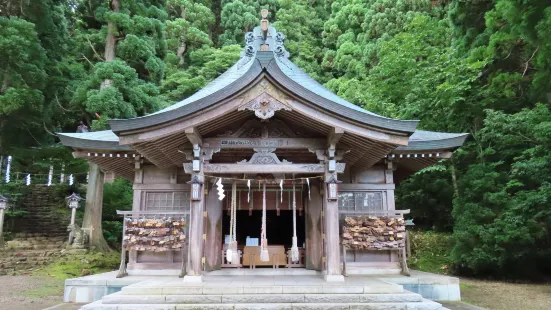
[58,14,467,284]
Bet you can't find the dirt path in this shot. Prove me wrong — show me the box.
[0,275,65,310]
[460,278,551,310]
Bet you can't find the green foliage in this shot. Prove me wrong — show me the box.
[33,252,120,279]
[409,231,454,274]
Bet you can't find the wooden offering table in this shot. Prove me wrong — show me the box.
[242,245,287,268]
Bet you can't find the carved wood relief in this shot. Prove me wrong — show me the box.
[238,92,292,120]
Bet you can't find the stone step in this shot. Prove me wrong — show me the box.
[120,284,404,295]
[82,300,448,310]
[103,292,424,304]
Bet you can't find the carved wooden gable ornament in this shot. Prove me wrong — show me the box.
[238,92,292,120]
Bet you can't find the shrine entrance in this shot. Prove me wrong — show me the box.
[219,183,309,269]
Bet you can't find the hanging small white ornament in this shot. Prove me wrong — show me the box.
[47,165,53,186]
[60,164,65,183]
[69,174,74,186]
[25,174,31,186]
[279,179,283,202]
[216,178,225,200]
[306,178,311,201]
[5,156,12,183]
[247,179,251,202]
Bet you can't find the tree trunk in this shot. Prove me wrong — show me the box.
[81,0,121,252]
[450,160,460,199]
[100,0,119,88]
[83,162,111,252]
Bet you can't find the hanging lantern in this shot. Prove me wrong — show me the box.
[187,175,204,201]
[66,193,83,209]
[0,195,9,210]
[325,175,342,201]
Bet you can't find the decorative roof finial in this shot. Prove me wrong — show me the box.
[260,9,269,41]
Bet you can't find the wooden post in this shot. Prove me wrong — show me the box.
[184,173,205,282]
[205,182,223,271]
[323,171,344,282]
[305,183,323,270]
[0,208,5,248]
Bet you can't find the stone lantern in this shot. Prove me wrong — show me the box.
[66,193,83,245]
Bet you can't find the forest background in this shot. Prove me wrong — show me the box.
[1,0,551,281]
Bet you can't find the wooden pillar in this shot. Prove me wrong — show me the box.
[323,171,344,281]
[205,182,223,271]
[0,208,5,248]
[305,183,323,270]
[385,160,396,210]
[185,173,205,282]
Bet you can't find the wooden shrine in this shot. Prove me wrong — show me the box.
[57,12,467,282]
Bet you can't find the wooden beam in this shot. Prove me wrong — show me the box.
[327,127,344,148]
[203,137,326,149]
[185,127,202,146]
[184,163,346,174]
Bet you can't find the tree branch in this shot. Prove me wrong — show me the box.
[86,36,104,61]
[522,46,539,77]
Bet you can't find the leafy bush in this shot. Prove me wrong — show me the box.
[408,230,453,274]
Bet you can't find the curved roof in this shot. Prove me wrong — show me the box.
[395,130,469,151]
[109,25,418,134]
[57,130,132,151]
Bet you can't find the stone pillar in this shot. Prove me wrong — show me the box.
[323,171,344,282]
[184,174,205,282]
[205,182,223,271]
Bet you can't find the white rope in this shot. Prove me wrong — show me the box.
[306,178,311,201]
[247,179,251,202]
[260,182,269,262]
[291,181,299,262]
[279,179,283,202]
[226,181,238,263]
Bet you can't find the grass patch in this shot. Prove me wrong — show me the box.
[408,230,453,274]
[33,252,120,279]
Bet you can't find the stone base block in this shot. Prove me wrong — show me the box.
[182,275,202,283]
[324,275,345,282]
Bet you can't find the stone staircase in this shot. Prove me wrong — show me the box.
[0,233,67,275]
[80,276,449,310]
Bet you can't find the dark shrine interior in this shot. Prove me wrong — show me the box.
[222,210,306,249]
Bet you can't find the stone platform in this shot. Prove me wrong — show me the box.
[79,275,448,310]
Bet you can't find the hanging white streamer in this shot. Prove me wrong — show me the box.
[247,179,251,202]
[216,178,225,200]
[306,178,311,201]
[69,174,74,186]
[279,179,283,202]
[25,174,31,186]
[47,166,53,186]
[5,156,12,183]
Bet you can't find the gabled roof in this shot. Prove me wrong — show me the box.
[109,25,418,134]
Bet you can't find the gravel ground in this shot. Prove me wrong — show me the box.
[0,275,65,310]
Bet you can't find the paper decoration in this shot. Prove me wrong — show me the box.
[306,178,311,201]
[5,156,12,183]
[25,174,31,186]
[69,174,74,186]
[47,166,53,186]
[279,179,283,202]
[247,179,251,202]
[216,178,225,200]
